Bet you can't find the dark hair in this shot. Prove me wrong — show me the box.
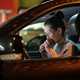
[75,13,80,35]
[44,11,65,35]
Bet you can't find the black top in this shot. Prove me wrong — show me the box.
[68,35,80,56]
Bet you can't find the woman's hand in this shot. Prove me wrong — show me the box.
[39,43,45,53]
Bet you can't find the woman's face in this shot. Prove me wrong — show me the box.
[43,25,62,43]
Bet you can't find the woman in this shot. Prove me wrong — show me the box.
[40,11,74,58]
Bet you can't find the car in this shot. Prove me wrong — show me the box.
[0,0,80,79]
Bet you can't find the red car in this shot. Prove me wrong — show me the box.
[0,0,80,80]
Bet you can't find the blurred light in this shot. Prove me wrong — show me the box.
[13,37,16,40]
[19,33,22,36]
[0,45,5,51]
[22,22,44,30]
[39,34,44,36]
[23,31,27,35]
[21,40,24,43]
[41,0,54,4]
[9,42,13,46]
[12,49,15,51]
[24,42,27,45]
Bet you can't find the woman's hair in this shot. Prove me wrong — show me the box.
[44,11,65,35]
[75,13,80,35]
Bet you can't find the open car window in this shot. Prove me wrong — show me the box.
[18,6,80,60]
[0,1,80,60]
[19,22,46,59]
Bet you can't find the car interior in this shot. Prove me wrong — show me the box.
[0,6,80,60]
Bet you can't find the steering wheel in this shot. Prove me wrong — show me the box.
[26,35,46,59]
